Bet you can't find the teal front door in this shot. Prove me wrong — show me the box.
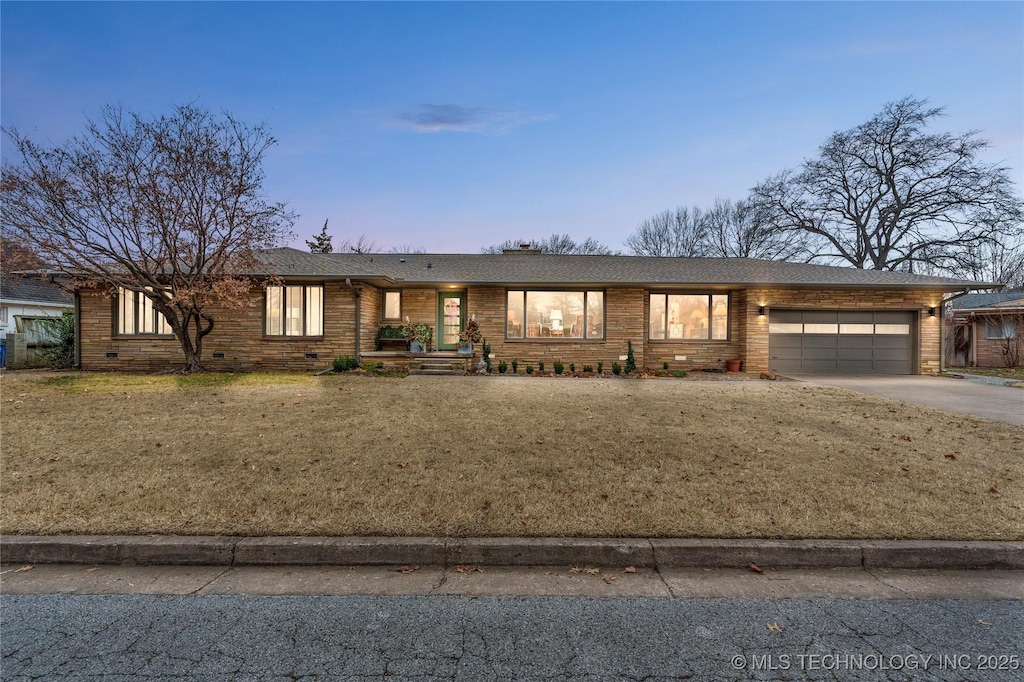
[437,292,466,350]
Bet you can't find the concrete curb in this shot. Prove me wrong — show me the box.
[3,536,1023,570]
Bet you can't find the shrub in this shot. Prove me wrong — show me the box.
[597,361,603,374]
[612,362,622,375]
[498,360,508,374]
[582,365,593,373]
[672,370,688,378]
[553,360,564,375]
[526,364,534,375]
[37,311,76,369]
[482,339,493,373]
[539,361,545,372]
[656,370,668,377]
[625,340,637,374]
[360,361,384,371]
[332,356,359,372]
[569,362,575,373]
[662,361,669,370]
[511,358,519,374]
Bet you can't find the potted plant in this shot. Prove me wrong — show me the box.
[457,315,482,355]
[402,317,433,354]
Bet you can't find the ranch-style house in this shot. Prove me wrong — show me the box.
[73,246,996,375]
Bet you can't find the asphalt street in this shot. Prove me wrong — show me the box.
[3,594,1023,681]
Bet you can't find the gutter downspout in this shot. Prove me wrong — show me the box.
[346,278,360,360]
[940,289,975,374]
[73,291,82,369]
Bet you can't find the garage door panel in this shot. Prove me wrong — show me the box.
[837,359,874,373]
[769,310,915,375]
[836,346,873,360]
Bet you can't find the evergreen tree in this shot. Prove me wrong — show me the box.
[306,219,334,254]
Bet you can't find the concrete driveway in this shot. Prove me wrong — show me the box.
[786,374,1024,426]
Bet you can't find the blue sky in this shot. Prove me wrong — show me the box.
[2,1,1022,253]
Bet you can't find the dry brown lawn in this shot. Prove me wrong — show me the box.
[2,371,1022,540]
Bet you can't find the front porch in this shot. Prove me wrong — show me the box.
[361,350,474,375]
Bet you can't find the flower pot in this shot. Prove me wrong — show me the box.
[457,343,473,356]
[725,359,742,372]
[410,340,427,354]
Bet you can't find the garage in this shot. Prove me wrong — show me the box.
[768,310,915,374]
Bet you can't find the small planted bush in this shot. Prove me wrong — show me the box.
[482,340,493,373]
[511,358,519,374]
[539,361,545,372]
[553,360,564,375]
[597,361,603,375]
[662,361,669,371]
[569,362,575,373]
[526,364,534,375]
[612,362,622,376]
[582,365,593,373]
[498,360,508,374]
[333,356,359,372]
[625,340,637,374]
[672,370,689,378]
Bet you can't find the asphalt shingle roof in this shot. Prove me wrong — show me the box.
[254,248,990,290]
[0,274,72,305]
[950,292,1024,310]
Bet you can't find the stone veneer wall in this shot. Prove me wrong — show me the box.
[742,288,943,374]
[465,287,648,370]
[78,284,359,371]
[79,283,945,374]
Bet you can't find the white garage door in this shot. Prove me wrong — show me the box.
[769,310,915,375]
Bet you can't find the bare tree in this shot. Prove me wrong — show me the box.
[752,97,1024,272]
[946,232,1024,290]
[388,244,426,254]
[337,234,377,254]
[305,219,333,253]
[625,206,707,257]
[481,233,614,255]
[1,103,296,372]
[702,198,808,261]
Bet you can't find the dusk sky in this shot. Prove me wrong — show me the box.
[2,1,1022,254]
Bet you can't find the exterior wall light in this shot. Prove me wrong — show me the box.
[929,307,936,317]
[758,305,766,316]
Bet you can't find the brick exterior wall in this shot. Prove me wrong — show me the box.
[966,316,1023,368]
[78,282,944,374]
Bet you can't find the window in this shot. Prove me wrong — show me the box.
[383,290,401,320]
[265,284,323,336]
[117,287,172,335]
[649,294,728,341]
[985,318,1017,339]
[506,291,604,339]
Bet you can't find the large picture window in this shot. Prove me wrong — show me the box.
[649,293,728,341]
[506,290,604,339]
[117,287,172,335]
[266,285,324,336]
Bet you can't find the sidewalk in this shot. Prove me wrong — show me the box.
[3,535,1022,570]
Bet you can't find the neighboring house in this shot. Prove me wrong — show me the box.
[0,272,73,368]
[946,292,1024,368]
[74,246,996,375]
